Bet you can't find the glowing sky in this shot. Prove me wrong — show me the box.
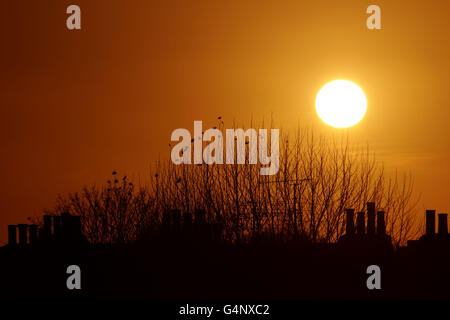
[1,0,450,244]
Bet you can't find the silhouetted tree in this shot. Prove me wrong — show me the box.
[47,126,420,246]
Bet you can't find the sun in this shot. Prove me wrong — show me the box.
[315,80,367,128]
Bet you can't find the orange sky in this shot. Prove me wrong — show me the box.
[1,0,450,244]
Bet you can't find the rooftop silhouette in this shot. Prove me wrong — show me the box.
[2,202,450,300]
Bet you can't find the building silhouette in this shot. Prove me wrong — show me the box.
[2,204,450,300]
[7,212,87,247]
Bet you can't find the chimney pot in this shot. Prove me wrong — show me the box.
[367,202,376,235]
[29,224,38,244]
[377,211,386,235]
[426,210,436,235]
[17,224,28,245]
[438,213,448,235]
[53,216,61,234]
[345,209,355,235]
[356,212,366,235]
[8,225,17,246]
[43,215,52,236]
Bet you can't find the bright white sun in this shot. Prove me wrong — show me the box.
[315,80,367,128]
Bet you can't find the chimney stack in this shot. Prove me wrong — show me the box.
[17,224,28,245]
[356,212,365,235]
[8,225,17,246]
[377,211,386,235]
[426,210,436,235]
[53,216,61,235]
[438,213,448,235]
[29,224,38,244]
[43,215,52,236]
[345,209,355,235]
[367,202,376,235]
[71,215,82,235]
